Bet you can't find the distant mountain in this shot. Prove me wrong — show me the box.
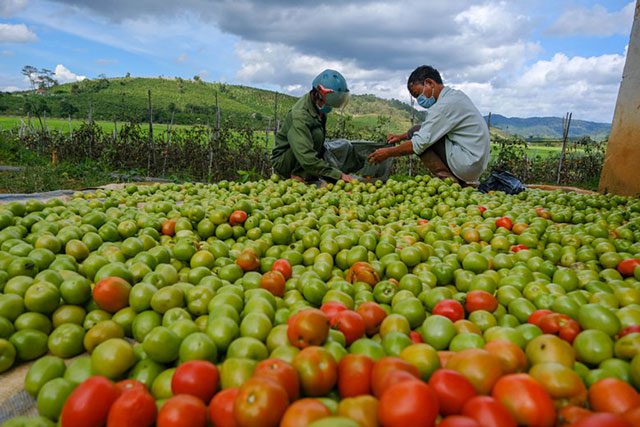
[485,114,611,140]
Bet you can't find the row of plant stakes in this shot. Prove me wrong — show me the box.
[3,118,606,188]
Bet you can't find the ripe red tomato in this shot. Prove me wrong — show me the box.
[209,388,239,427]
[378,380,439,427]
[619,325,640,338]
[572,413,633,427]
[271,258,292,279]
[287,309,330,349]
[345,261,379,286]
[528,309,553,327]
[171,360,219,403]
[253,358,300,401]
[478,206,487,214]
[236,249,260,272]
[229,210,248,226]
[462,396,516,427]
[338,353,374,398]
[320,301,348,326]
[333,310,366,345]
[115,379,147,394]
[439,416,481,427]
[60,376,121,427]
[464,290,498,313]
[157,394,207,427]
[418,219,429,225]
[371,357,420,398]
[280,398,332,427]
[509,244,528,253]
[161,219,176,236]
[356,301,387,336]
[375,370,419,398]
[409,331,423,343]
[557,405,592,427]
[617,258,640,277]
[495,217,513,230]
[491,374,555,427]
[93,277,132,313]
[107,387,157,427]
[233,377,289,427]
[259,270,286,297]
[428,369,477,416]
[588,378,640,414]
[432,299,465,322]
[292,346,338,397]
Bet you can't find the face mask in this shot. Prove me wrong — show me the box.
[319,104,333,114]
[416,84,436,109]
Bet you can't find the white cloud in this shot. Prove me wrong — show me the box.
[0,23,37,43]
[1,85,21,92]
[176,53,188,63]
[548,2,635,37]
[0,0,28,17]
[53,64,86,83]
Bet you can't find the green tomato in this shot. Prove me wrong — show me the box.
[48,323,85,358]
[9,328,48,361]
[63,355,93,385]
[573,329,614,366]
[0,338,17,373]
[25,355,66,397]
[577,303,621,337]
[37,378,75,421]
[419,315,456,350]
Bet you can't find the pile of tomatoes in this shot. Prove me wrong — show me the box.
[1,175,640,426]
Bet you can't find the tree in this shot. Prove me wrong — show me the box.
[36,68,58,93]
[59,99,79,117]
[193,75,201,82]
[21,65,38,90]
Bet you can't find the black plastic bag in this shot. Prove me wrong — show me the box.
[479,170,526,194]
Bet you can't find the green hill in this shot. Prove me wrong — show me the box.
[486,114,610,141]
[0,77,420,134]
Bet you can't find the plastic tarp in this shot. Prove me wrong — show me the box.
[323,139,394,181]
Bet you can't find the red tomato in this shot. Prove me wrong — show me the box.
[280,398,332,427]
[446,349,504,395]
[375,369,419,398]
[418,219,429,225]
[438,351,455,368]
[115,379,147,394]
[528,309,553,327]
[623,406,640,426]
[253,358,299,401]
[619,325,640,338]
[557,405,592,427]
[439,416,481,427]
[107,388,157,427]
[259,270,286,297]
[409,331,423,343]
[483,340,527,374]
[371,357,420,398]
[509,244,528,253]
[229,210,248,226]
[209,388,239,427]
[292,346,338,397]
[60,376,121,427]
[573,413,633,427]
[236,249,260,271]
[378,380,439,427]
[356,301,387,336]
[320,301,348,326]
[287,308,330,349]
[271,258,292,280]
[157,394,207,427]
[495,217,513,230]
[491,374,555,427]
[478,206,487,214]
[161,219,176,236]
[333,310,366,345]
[233,377,289,427]
[462,396,516,427]
[171,360,219,403]
[432,299,465,322]
[558,318,581,343]
[428,369,477,416]
[465,290,498,313]
[617,258,640,277]
[93,277,132,313]
[588,378,640,414]
[338,353,374,398]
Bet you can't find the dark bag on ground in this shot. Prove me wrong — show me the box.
[479,170,526,194]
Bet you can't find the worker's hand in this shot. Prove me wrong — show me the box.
[340,173,354,183]
[368,148,391,164]
[386,133,408,145]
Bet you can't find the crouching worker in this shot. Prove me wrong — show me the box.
[271,69,354,183]
[369,65,490,185]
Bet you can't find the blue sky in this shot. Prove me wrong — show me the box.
[0,0,635,122]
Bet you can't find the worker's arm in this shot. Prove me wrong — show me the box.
[411,104,456,155]
[368,140,414,163]
[287,112,342,181]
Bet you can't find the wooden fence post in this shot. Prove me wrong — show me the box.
[147,89,153,173]
[556,112,572,184]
